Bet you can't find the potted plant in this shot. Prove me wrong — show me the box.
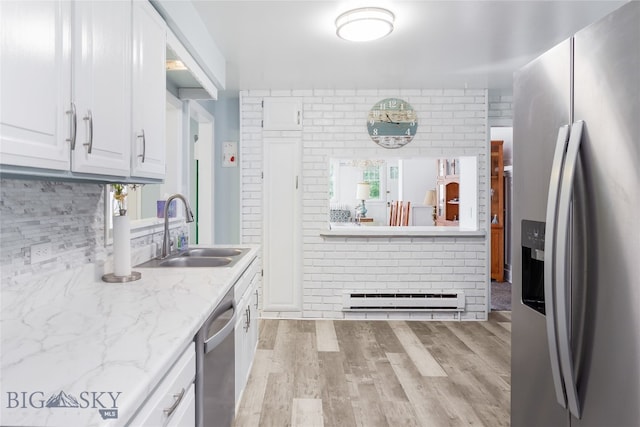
[112,184,128,216]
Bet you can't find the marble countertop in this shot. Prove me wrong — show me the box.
[0,246,259,427]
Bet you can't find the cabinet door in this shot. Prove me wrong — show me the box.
[71,1,131,176]
[0,1,71,170]
[263,138,302,311]
[131,1,166,179]
[234,294,249,405]
[248,273,260,362]
[263,97,302,130]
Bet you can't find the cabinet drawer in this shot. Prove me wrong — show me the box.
[128,342,196,426]
[234,258,259,302]
[166,383,195,427]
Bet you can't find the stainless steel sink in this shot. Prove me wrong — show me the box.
[157,257,232,268]
[178,248,244,257]
[135,247,249,268]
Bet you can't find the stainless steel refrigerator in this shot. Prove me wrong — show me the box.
[512,2,639,426]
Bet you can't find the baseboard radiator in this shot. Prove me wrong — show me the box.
[342,291,465,312]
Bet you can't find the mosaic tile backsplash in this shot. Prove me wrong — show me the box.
[0,179,184,285]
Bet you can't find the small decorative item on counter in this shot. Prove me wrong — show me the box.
[112,183,128,216]
[157,199,177,218]
[111,184,141,217]
[176,232,188,251]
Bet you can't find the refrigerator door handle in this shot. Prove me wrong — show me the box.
[555,120,584,419]
[544,124,571,409]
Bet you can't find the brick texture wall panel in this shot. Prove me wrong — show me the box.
[241,89,489,320]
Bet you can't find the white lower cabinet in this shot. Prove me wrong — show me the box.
[234,260,261,410]
[165,384,195,427]
[128,343,196,426]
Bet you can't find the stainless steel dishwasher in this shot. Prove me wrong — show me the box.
[195,286,236,427]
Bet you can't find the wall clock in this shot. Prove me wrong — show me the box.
[366,98,418,149]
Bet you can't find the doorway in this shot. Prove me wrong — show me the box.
[188,101,215,246]
[490,127,513,311]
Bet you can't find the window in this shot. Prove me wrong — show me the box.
[329,162,335,199]
[362,166,380,199]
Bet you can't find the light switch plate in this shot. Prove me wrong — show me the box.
[222,141,238,167]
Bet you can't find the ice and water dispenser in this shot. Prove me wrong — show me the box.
[521,220,546,314]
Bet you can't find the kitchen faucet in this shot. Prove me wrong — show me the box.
[161,194,195,258]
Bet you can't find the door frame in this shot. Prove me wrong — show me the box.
[187,101,215,245]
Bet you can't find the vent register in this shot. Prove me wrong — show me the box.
[343,291,465,312]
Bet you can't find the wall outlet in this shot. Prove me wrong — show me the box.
[31,242,52,264]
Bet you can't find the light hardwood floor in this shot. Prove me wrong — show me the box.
[233,311,511,427]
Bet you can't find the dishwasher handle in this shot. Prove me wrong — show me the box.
[204,301,236,354]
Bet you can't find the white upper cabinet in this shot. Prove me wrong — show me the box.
[71,0,131,177]
[131,1,166,179]
[1,0,167,182]
[263,97,303,130]
[0,1,72,171]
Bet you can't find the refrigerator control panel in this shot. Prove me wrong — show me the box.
[522,220,545,251]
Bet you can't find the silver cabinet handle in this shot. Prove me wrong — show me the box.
[138,129,146,162]
[543,124,570,410]
[66,102,77,150]
[163,387,186,418]
[83,110,93,154]
[255,289,259,309]
[555,120,584,419]
[297,110,301,125]
[244,306,250,332]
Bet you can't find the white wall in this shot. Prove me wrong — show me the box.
[240,88,490,320]
[459,157,478,229]
[399,158,437,204]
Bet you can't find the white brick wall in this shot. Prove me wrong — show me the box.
[241,89,489,320]
[488,88,514,127]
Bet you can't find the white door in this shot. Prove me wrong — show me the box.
[0,1,71,171]
[263,138,301,312]
[71,1,131,176]
[131,1,166,179]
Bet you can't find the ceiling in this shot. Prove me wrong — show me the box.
[191,0,625,91]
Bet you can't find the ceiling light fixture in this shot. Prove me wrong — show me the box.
[335,7,395,42]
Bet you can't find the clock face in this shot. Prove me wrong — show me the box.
[367,98,418,149]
